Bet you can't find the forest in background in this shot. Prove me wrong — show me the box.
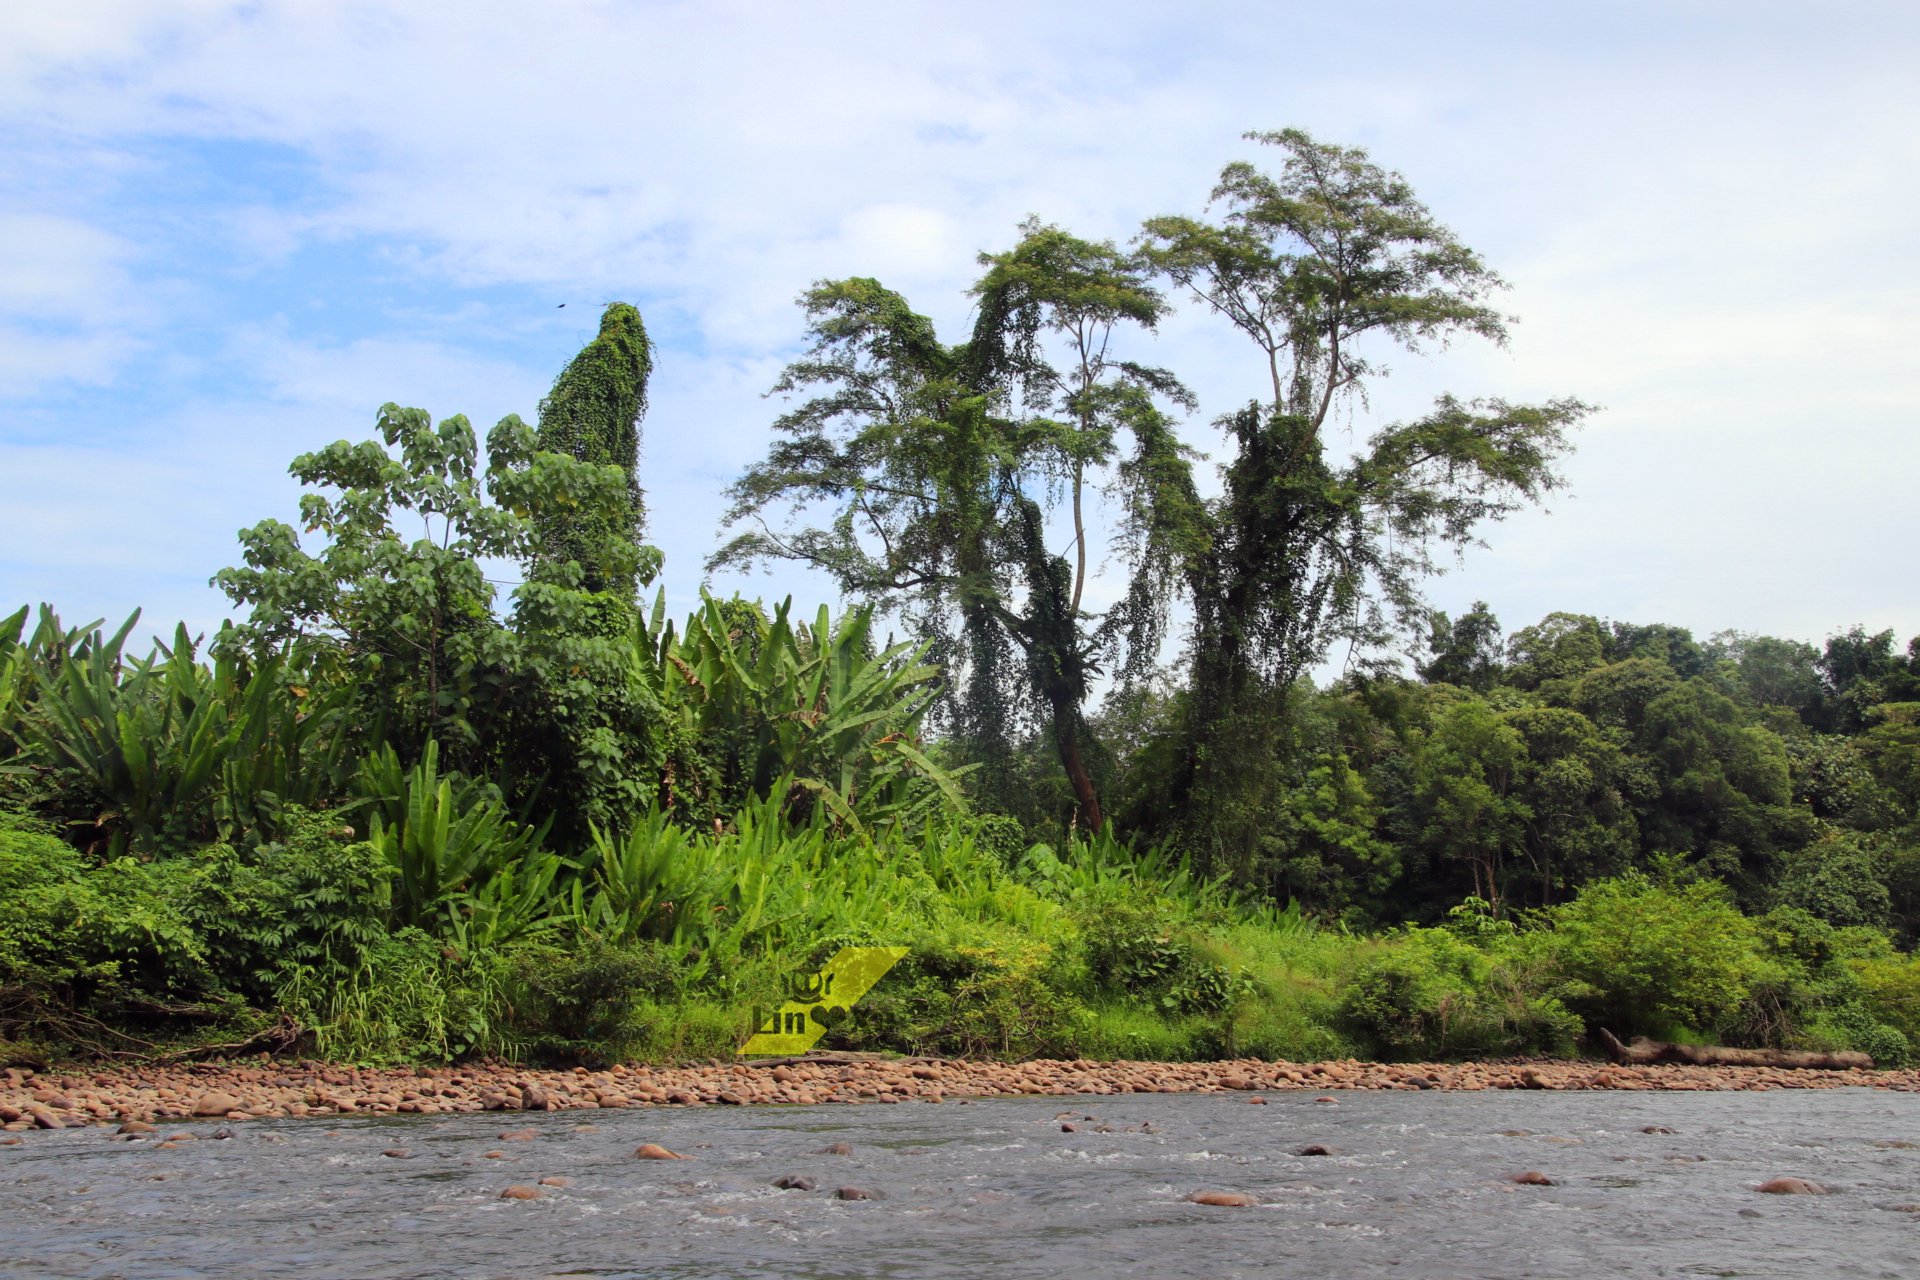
[1,130,1915,1070]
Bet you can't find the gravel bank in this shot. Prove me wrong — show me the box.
[6,1054,1919,1130]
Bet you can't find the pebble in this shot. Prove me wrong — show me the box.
[499,1130,538,1141]
[815,1141,854,1155]
[1296,1144,1335,1157]
[633,1143,686,1160]
[382,1149,412,1159]
[1509,1171,1555,1185]
[537,1177,572,1187]
[499,1184,547,1200]
[117,1121,156,1135]
[1188,1191,1258,1206]
[833,1186,879,1200]
[1757,1178,1825,1195]
[773,1176,817,1190]
[193,1093,242,1117]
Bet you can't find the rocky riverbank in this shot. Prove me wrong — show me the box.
[5,1055,1918,1130]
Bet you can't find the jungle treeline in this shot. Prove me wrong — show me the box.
[1,130,1915,1070]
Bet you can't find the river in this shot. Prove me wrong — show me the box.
[6,1088,1917,1278]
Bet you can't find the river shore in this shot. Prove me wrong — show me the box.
[6,1054,1920,1130]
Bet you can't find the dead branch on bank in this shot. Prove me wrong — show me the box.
[1600,1027,1871,1070]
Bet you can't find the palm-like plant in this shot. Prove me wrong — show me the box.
[13,610,350,855]
[629,591,968,831]
[355,740,560,939]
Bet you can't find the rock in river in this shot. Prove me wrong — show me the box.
[1757,1178,1826,1195]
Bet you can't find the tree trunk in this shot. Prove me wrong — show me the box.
[1600,1028,1872,1070]
[1054,712,1103,831]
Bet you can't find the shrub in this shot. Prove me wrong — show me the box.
[278,928,496,1064]
[1845,942,1920,1064]
[1339,927,1579,1060]
[830,923,1088,1059]
[1541,871,1757,1040]
[493,938,678,1060]
[0,815,209,1003]
[181,808,393,1001]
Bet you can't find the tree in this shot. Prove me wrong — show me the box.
[1417,601,1504,690]
[1503,612,1608,692]
[1409,698,1530,911]
[1820,626,1920,733]
[1501,705,1640,902]
[1635,678,1811,902]
[210,398,671,844]
[712,225,1201,831]
[535,302,655,597]
[1707,630,1825,721]
[1133,128,1590,876]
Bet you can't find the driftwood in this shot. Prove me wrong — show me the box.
[1600,1027,1871,1070]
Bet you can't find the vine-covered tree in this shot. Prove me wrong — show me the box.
[536,301,655,597]
[1127,128,1592,878]
[712,225,1201,830]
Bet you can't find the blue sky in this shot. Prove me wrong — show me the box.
[2,0,1916,664]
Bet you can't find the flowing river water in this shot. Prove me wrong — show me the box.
[5,1088,1918,1278]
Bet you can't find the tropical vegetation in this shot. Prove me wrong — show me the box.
[1,131,1914,1070]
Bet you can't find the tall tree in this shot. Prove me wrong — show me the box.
[1134,128,1591,879]
[712,225,1200,829]
[536,302,654,597]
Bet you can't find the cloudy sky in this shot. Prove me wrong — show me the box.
[2,0,1915,663]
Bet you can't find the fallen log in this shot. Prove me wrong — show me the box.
[1600,1028,1871,1070]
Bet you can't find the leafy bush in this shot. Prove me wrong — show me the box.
[0,815,207,1001]
[1850,948,1920,1056]
[278,928,496,1064]
[1339,926,1578,1060]
[1539,870,1759,1040]
[180,808,393,999]
[492,938,678,1060]
[830,922,1088,1060]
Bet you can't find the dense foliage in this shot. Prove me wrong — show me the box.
[1,134,1914,1071]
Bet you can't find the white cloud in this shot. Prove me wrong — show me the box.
[0,212,144,392]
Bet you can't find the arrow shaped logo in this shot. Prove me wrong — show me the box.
[739,946,908,1055]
